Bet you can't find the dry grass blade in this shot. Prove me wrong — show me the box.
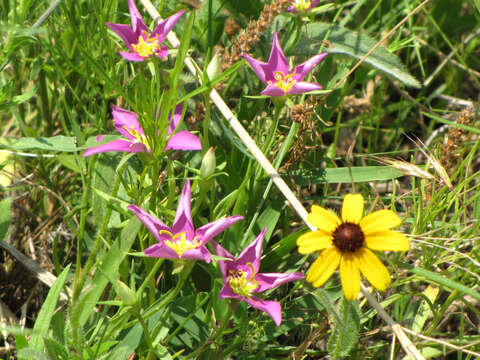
[0,241,69,301]
[332,0,431,91]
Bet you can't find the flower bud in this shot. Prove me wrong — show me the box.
[200,147,216,180]
[114,280,137,306]
[206,54,221,81]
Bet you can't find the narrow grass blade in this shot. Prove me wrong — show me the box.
[30,264,71,351]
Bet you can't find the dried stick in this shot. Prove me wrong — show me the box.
[139,1,423,358]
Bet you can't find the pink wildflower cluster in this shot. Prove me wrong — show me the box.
[87,0,313,326]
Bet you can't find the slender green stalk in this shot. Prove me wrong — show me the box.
[73,160,126,300]
[202,93,211,151]
[187,302,235,359]
[133,307,156,360]
[73,155,96,300]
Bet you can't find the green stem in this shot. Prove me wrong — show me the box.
[242,122,299,243]
[142,261,195,321]
[134,307,155,360]
[202,93,211,151]
[73,160,126,300]
[261,101,283,154]
[187,302,235,359]
[138,259,164,300]
[74,155,96,299]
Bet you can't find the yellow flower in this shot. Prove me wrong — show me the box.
[297,194,409,300]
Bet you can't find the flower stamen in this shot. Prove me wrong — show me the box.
[122,125,150,151]
[267,70,297,94]
[162,230,202,258]
[293,0,312,12]
[131,31,160,58]
[228,263,259,298]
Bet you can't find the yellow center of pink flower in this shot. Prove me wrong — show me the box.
[293,0,311,12]
[123,125,151,151]
[131,32,160,58]
[227,263,259,298]
[269,70,297,94]
[162,230,202,258]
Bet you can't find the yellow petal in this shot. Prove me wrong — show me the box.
[365,230,409,251]
[306,247,341,287]
[339,253,361,301]
[307,205,340,233]
[357,248,391,291]
[297,231,333,254]
[341,194,364,224]
[360,209,401,235]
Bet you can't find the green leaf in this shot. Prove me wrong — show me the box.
[0,197,12,241]
[253,200,283,244]
[294,22,421,88]
[76,217,141,327]
[288,166,403,185]
[400,262,480,302]
[0,135,120,153]
[17,347,48,360]
[0,86,37,111]
[423,111,480,134]
[91,153,122,228]
[30,264,71,351]
[56,154,84,173]
[44,337,69,360]
[327,298,360,359]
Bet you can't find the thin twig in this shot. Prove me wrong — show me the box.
[401,326,480,358]
[421,27,480,87]
[361,286,425,360]
[332,0,431,91]
[0,241,69,301]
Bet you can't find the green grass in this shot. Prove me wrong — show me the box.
[0,0,479,359]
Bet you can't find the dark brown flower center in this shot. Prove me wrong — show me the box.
[332,222,365,253]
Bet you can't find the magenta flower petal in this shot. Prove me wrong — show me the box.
[265,32,290,77]
[214,228,303,326]
[155,46,169,59]
[127,205,171,242]
[82,139,137,157]
[107,1,183,61]
[244,32,326,96]
[210,240,234,276]
[166,131,202,151]
[236,228,266,273]
[195,215,243,244]
[243,54,269,84]
[261,84,289,97]
[172,180,195,239]
[112,105,143,140]
[289,82,323,94]
[120,51,146,62]
[128,0,148,33]
[245,297,282,326]
[144,243,182,259]
[84,104,200,156]
[293,53,328,81]
[168,104,184,134]
[219,285,242,300]
[152,10,185,43]
[106,23,137,51]
[255,272,304,292]
[129,181,241,263]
